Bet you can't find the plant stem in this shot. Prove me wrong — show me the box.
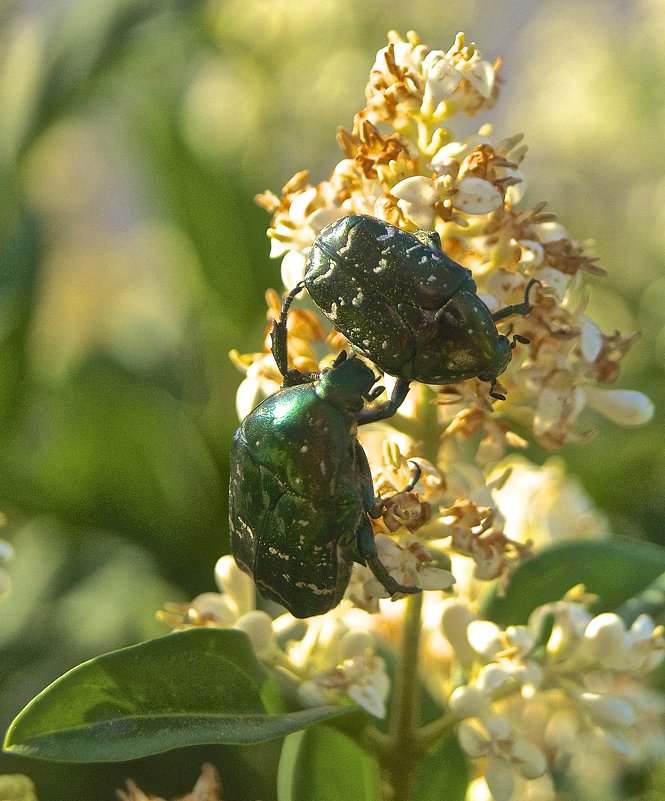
[380,591,425,801]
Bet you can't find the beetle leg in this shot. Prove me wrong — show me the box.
[370,459,423,518]
[491,278,540,322]
[511,333,530,347]
[488,380,507,401]
[331,349,348,368]
[271,281,317,386]
[403,459,422,493]
[364,384,385,403]
[355,519,421,597]
[358,376,411,425]
[413,229,443,253]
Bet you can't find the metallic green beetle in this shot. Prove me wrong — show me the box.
[285,214,537,403]
[229,350,420,618]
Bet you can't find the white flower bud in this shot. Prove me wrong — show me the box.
[440,600,476,665]
[533,221,568,243]
[235,611,277,660]
[467,620,503,658]
[583,612,627,666]
[280,249,308,291]
[544,709,579,751]
[453,177,502,215]
[0,538,13,562]
[449,685,489,719]
[583,387,654,426]
[580,692,635,728]
[417,565,456,591]
[517,239,544,269]
[476,663,518,693]
[421,50,462,106]
[235,376,271,421]
[505,625,534,654]
[214,555,255,616]
[392,176,439,229]
[339,629,374,660]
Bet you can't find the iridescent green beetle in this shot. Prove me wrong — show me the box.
[285,214,537,403]
[229,337,420,618]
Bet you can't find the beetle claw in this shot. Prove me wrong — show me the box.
[365,385,385,402]
[488,379,506,401]
[404,459,422,493]
[332,350,348,367]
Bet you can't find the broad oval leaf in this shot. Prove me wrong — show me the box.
[484,539,665,625]
[417,732,469,801]
[277,725,382,801]
[3,628,350,762]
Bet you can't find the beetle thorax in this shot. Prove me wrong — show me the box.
[316,357,376,413]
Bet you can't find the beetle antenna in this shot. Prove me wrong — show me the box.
[491,278,540,322]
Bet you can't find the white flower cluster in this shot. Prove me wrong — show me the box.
[163,556,393,718]
[202,29,662,801]
[448,597,665,801]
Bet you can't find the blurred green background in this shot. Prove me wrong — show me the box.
[0,0,663,797]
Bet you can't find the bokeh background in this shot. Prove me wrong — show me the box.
[1,0,664,798]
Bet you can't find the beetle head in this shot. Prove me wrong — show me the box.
[317,355,378,413]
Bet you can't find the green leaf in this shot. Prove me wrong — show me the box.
[615,569,665,624]
[4,629,350,762]
[277,726,382,801]
[484,539,665,625]
[417,733,469,801]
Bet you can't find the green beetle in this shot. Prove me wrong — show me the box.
[229,350,420,618]
[285,214,537,403]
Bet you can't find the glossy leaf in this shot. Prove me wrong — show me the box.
[4,629,350,762]
[417,732,469,801]
[277,725,382,801]
[484,539,665,625]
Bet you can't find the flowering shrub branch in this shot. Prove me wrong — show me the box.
[4,29,662,801]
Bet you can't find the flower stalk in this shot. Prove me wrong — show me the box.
[380,591,425,801]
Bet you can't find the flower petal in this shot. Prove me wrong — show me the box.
[584,387,655,426]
